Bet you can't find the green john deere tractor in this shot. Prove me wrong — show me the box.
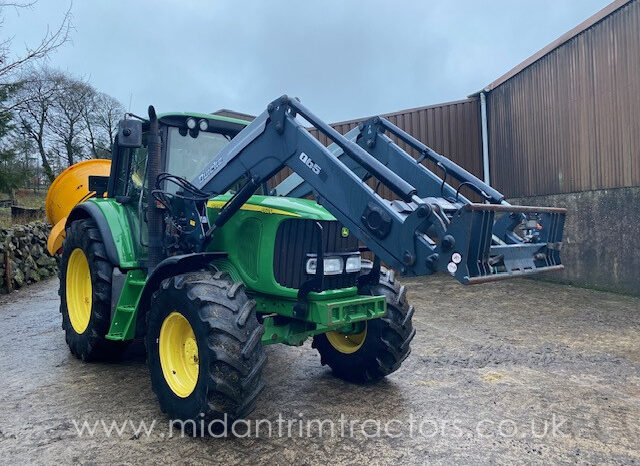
[47,96,566,431]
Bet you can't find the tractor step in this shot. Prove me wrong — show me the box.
[106,269,147,341]
[105,306,136,340]
[115,305,135,312]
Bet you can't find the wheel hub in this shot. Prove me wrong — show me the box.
[184,337,198,364]
[159,312,199,398]
[326,323,367,354]
[66,248,92,334]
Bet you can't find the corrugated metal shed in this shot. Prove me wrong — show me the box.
[485,0,639,197]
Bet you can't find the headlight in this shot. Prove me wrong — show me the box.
[186,117,197,129]
[305,258,317,275]
[305,257,344,275]
[345,255,362,273]
[323,258,343,275]
[198,119,209,131]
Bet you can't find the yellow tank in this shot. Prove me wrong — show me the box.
[45,159,111,255]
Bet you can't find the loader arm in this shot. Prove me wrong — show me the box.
[194,95,566,283]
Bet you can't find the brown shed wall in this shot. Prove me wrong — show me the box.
[487,0,640,197]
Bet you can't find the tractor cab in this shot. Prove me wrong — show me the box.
[98,113,255,261]
[107,113,250,201]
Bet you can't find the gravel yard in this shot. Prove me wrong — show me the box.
[1,275,638,464]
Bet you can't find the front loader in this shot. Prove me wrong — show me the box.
[46,96,566,432]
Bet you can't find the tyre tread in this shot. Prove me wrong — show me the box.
[146,271,265,432]
[312,261,415,383]
[58,218,127,362]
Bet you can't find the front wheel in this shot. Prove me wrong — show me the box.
[145,270,266,434]
[312,264,416,383]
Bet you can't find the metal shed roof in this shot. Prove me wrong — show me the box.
[470,0,634,95]
[211,109,256,121]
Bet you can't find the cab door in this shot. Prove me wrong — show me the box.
[107,137,150,261]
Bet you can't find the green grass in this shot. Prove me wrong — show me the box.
[11,189,47,209]
[0,189,48,228]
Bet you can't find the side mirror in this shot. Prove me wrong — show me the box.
[117,119,143,148]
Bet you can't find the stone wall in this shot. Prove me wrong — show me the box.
[0,221,58,293]
[511,186,640,297]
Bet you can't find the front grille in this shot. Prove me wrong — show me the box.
[273,219,359,290]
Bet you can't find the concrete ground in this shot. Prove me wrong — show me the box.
[0,276,639,464]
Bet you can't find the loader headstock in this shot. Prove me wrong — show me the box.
[436,203,566,284]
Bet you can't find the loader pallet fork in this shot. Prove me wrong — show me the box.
[197,95,566,284]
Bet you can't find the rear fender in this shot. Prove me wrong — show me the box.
[66,199,139,269]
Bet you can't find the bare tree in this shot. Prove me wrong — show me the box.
[0,1,72,187]
[49,74,96,165]
[94,92,123,154]
[82,91,123,158]
[0,1,72,85]
[15,67,124,180]
[14,67,59,181]
[81,89,99,157]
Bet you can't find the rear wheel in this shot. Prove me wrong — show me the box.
[312,264,416,383]
[145,270,266,434]
[59,218,127,361]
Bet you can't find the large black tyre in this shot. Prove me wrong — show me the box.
[312,262,416,383]
[59,218,128,361]
[145,270,266,434]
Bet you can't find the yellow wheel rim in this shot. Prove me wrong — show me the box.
[159,312,199,398]
[66,248,92,334]
[326,324,367,354]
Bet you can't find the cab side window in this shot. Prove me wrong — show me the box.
[110,137,148,199]
[129,145,148,196]
[112,147,132,197]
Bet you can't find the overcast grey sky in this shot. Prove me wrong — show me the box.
[5,0,612,122]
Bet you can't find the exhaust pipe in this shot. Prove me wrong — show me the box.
[146,106,163,274]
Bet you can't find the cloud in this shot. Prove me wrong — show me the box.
[4,0,612,121]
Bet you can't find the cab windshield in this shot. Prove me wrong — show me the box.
[166,127,231,188]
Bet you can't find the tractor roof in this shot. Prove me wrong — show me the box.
[143,111,250,136]
[158,111,251,127]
